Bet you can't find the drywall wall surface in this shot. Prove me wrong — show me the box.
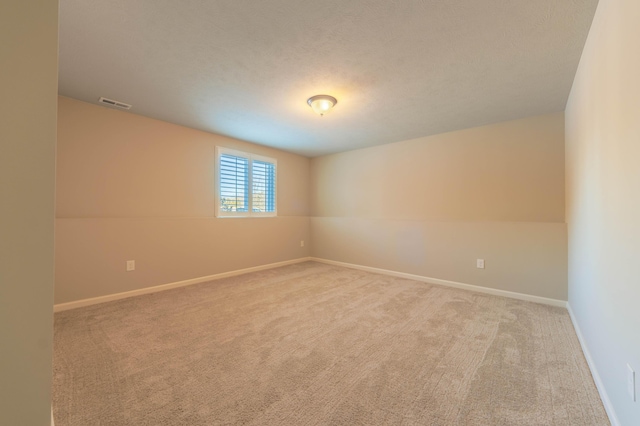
[55,217,310,303]
[565,0,640,424]
[310,113,567,300]
[311,218,567,300]
[57,97,309,218]
[312,113,565,222]
[0,0,58,424]
[56,97,310,304]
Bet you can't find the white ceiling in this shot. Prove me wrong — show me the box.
[59,0,598,157]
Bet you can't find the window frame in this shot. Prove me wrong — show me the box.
[215,146,277,218]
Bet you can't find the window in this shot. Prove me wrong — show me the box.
[216,147,277,217]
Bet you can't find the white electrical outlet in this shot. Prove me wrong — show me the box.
[126,260,135,272]
[476,259,485,269]
[300,240,305,247]
[628,364,636,402]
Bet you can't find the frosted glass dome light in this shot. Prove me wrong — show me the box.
[307,95,337,116]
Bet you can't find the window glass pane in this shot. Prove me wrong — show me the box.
[252,160,275,212]
[219,154,249,212]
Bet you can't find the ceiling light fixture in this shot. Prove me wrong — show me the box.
[307,95,337,116]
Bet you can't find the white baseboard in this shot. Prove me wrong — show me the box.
[567,304,620,426]
[310,257,567,308]
[54,256,566,310]
[54,257,312,312]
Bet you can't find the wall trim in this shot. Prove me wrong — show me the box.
[54,257,312,312]
[310,257,567,307]
[55,255,566,311]
[567,303,621,426]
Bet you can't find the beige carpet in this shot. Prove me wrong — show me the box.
[53,261,608,425]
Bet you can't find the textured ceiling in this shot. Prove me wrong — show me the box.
[58,0,598,157]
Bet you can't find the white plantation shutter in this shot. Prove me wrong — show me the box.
[252,160,276,213]
[216,147,277,217]
[219,153,249,212]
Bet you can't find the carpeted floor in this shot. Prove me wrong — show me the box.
[53,261,609,425]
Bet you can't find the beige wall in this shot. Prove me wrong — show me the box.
[0,1,58,424]
[312,113,565,222]
[565,0,640,424]
[311,113,568,300]
[56,97,310,304]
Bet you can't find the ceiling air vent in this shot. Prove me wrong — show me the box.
[98,97,132,110]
